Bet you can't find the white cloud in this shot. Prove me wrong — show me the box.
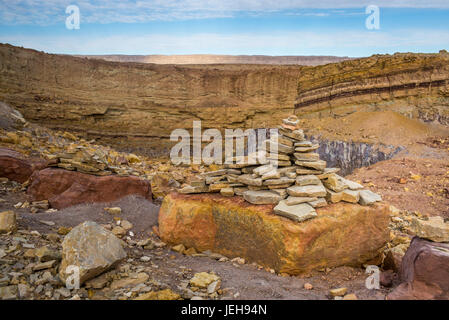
[0,0,448,25]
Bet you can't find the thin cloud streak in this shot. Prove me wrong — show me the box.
[1,0,449,25]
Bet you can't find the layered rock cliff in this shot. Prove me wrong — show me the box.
[294,52,449,125]
[0,44,302,155]
[0,43,448,157]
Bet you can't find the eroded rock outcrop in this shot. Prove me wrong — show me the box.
[158,193,391,275]
[295,52,449,125]
[27,168,152,209]
[0,44,302,154]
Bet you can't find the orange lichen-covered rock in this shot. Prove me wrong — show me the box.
[158,193,391,275]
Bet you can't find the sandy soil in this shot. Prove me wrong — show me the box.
[347,157,449,218]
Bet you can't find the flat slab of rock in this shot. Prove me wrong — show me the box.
[159,193,391,275]
[295,160,326,171]
[27,168,152,209]
[59,221,127,285]
[296,175,321,186]
[263,177,295,186]
[243,190,282,204]
[287,184,327,197]
[285,196,318,206]
[273,201,316,222]
[237,174,263,186]
[410,216,449,242]
[359,190,382,205]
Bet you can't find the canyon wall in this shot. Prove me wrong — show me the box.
[294,51,449,125]
[1,43,448,156]
[0,44,302,155]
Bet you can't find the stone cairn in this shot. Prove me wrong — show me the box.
[178,115,382,223]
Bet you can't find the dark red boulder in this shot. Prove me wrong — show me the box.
[0,148,49,183]
[27,168,152,209]
[387,237,449,300]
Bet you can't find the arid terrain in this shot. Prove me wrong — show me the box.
[75,54,352,65]
[0,44,448,301]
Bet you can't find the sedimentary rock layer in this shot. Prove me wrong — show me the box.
[0,44,302,154]
[294,52,449,125]
[158,193,391,274]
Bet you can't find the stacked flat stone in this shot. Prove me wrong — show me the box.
[178,115,382,223]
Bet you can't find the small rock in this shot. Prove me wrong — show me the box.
[35,246,61,262]
[104,207,121,215]
[0,285,17,300]
[207,280,221,294]
[359,190,382,205]
[33,260,57,271]
[242,190,282,205]
[410,216,449,242]
[0,211,17,234]
[304,283,313,290]
[172,244,186,254]
[134,289,180,300]
[343,293,358,300]
[57,226,72,235]
[273,201,316,222]
[190,272,220,289]
[17,284,30,299]
[121,220,133,231]
[112,226,126,237]
[330,287,347,297]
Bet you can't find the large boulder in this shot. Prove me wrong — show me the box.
[387,237,449,300]
[59,221,127,285]
[158,193,391,275]
[27,168,152,209]
[0,148,49,183]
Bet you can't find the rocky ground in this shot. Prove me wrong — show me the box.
[0,180,391,300]
[0,104,448,301]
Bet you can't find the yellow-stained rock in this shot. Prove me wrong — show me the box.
[0,211,17,234]
[190,272,220,288]
[159,193,391,275]
[134,289,181,300]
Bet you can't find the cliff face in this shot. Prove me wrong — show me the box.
[1,43,448,156]
[0,44,302,154]
[294,52,449,125]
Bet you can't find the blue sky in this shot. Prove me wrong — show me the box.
[0,1,448,57]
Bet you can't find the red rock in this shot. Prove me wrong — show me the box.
[159,193,391,275]
[0,148,49,183]
[380,270,396,287]
[27,168,152,209]
[387,237,449,300]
